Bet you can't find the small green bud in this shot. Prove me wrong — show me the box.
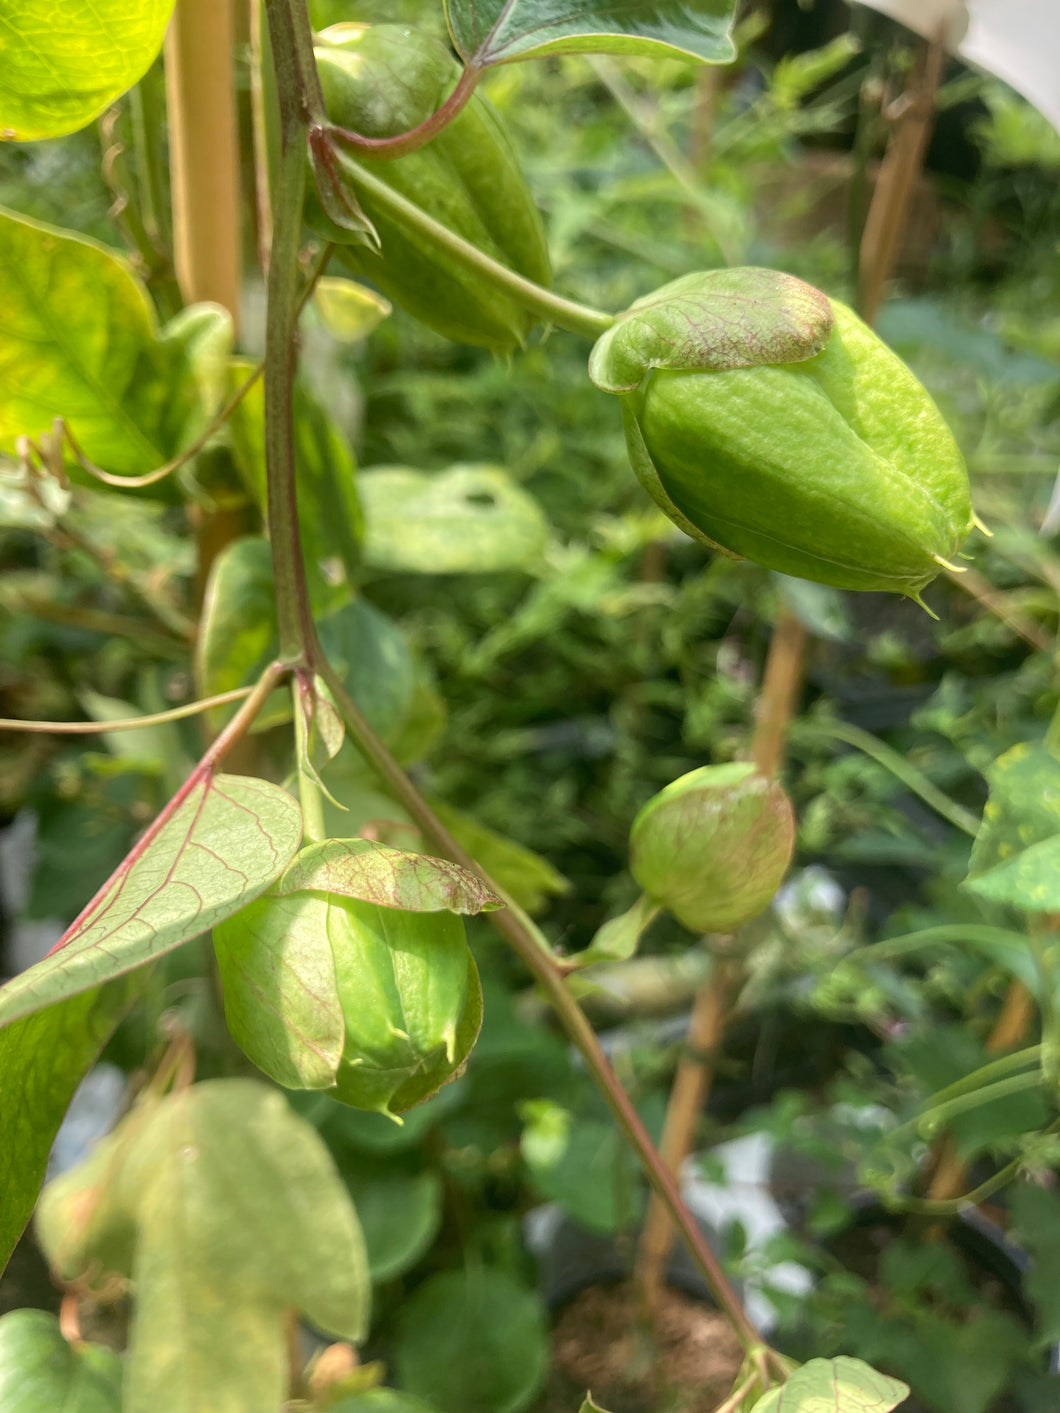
[311,24,552,352]
[214,890,482,1118]
[629,762,795,933]
[590,270,975,602]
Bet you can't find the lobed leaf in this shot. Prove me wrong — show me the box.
[446,0,738,67]
[0,0,175,141]
[275,838,504,914]
[0,774,302,1028]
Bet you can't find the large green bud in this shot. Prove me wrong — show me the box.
[311,24,551,352]
[590,270,975,602]
[629,763,795,934]
[213,841,494,1118]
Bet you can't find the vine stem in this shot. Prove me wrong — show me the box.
[263,0,767,1364]
[0,687,254,735]
[331,63,482,160]
[322,144,615,341]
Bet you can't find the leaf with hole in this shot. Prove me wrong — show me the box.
[359,464,549,574]
[446,0,737,67]
[0,0,175,140]
[0,774,302,1028]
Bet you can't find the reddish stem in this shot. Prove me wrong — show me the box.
[329,64,481,161]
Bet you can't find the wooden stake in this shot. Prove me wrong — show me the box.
[858,26,947,324]
[165,0,242,319]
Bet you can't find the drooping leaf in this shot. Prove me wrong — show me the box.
[345,1165,443,1281]
[751,1357,909,1413]
[358,464,549,575]
[0,977,141,1274]
[0,209,232,484]
[275,838,503,914]
[315,277,393,342]
[395,1266,548,1413]
[0,0,175,141]
[36,1079,370,1413]
[589,269,835,394]
[963,742,1060,913]
[565,893,661,969]
[446,0,737,67]
[0,774,302,1027]
[0,1310,122,1412]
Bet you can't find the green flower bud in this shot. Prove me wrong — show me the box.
[590,270,975,602]
[311,24,551,352]
[214,890,482,1118]
[629,762,795,933]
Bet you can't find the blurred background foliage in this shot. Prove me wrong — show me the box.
[2,1,1060,1409]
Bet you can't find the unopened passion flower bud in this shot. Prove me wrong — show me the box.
[214,880,483,1118]
[589,269,975,602]
[629,762,795,934]
[311,24,552,352]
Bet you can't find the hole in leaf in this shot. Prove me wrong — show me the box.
[465,492,496,508]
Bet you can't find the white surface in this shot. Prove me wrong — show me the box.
[850,0,1060,137]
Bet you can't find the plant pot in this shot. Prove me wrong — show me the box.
[525,1205,747,1413]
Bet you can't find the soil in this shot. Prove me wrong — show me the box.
[537,1281,745,1413]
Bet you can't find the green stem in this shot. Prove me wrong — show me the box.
[264,0,322,664]
[799,718,980,836]
[1028,919,1060,1090]
[314,655,765,1359]
[919,1046,1042,1110]
[268,0,764,1363]
[327,149,615,341]
[0,687,255,735]
[292,676,327,844]
[900,1070,1044,1141]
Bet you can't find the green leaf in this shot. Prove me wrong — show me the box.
[521,1111,642,1233]
[963,742,1060,913]
[446,0,737,66]
[395,1267,548,1413]
[226,367,363,596]
[0,1310,122,1412]
[315,276,393,342]
[578,1398,614,1413]
[0,209,231,483]
[359,464,549,574]
[0,0,175,141]
[751,1357,909,1413]
[0,977,141,1274]
[276,838,503,914]
[565,893,661,969]
[37,1079,370,1413]
[346,1165,443,1281]
[1010,1182,1060,1345]
[588,269,835,394]
[0,774,302,1027]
